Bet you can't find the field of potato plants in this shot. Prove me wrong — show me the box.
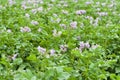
[0,0,120,80]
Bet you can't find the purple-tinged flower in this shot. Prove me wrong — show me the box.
[50,49,55,56]
[21,2,29,10]
[73,0,78,3]
[31,20,39,25]
[85,2,92,5]
[85,42,90,48]
[60,24,66,29]
[8,0,16,6]
[37,46,46,54]
[20,26,31,32]
[37,7,43,12]
[76,10,86,15]
[60,45,68,52]
[97,12,108,16]
[79,41,85,49]
[31,9,37,14]
[70,21,77,29]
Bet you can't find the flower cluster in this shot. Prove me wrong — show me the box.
[37,46,46,54]
[60,44,68,52]
[52,29,62,37]
[31,20,39,25]
[76,10,86,15]
[70,21,77,29]
[20,26,31,32]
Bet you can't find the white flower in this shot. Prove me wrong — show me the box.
[25,13,30,18]
[91,44,99,49]
[8,0,16,6]
[7,29,12,33]
[38,28,42,32]
[50,49,55,56]
[101,3,106,7]
[53,29,62,37]
[60,24,66,29]
[70,21,77,29]
[76,10,86,15]
[97,12,108,16]
[79,41,85,49]
[85,2,92,5]
[73,0,78,3]
[56,18,61,23]
[37,7,43,12]
[31,9,37,14]
[85,42,90,48]
[60,45,68,52]
[62,10,68,14]
[31,20,39,25]
[53,14,58,17]
[37,46,46,54]
[12,53,18,60]
[96,2,100,5]
[20,26,31,32]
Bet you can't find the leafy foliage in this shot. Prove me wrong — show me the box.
[0,0,120,80]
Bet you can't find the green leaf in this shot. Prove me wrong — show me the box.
[13,58,23,65]
[26,54,37,61]
[58,72,70,80]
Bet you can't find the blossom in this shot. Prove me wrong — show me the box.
[91,44,99,49]
[50,49,55,56]
[84,42,90,48]
[38,28,42,32]
[53,14,58,17]
[73,0,78,3]
[96,2,100,5]
[53,29,62,37]
[60,44,68,52]
[79,41,90,52]
[62,10,68,14]
[37,46,46,54]
[12,53,18,60]
[97,12,108,16]
[85,2,92,5]
[7,29,12,33]
[60,24,67,29]
[70,21,77,29]
[31,9,38,14]
[76,10,86,15]
[101,3,106,7]
[8,0,16,6]
[79,41,85,49]
[37,7,43,12]
[25,13,30,18]
[56,18,61,23]
[31,20,39,25]
[20,26,31,32]
[93,18,100,26]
